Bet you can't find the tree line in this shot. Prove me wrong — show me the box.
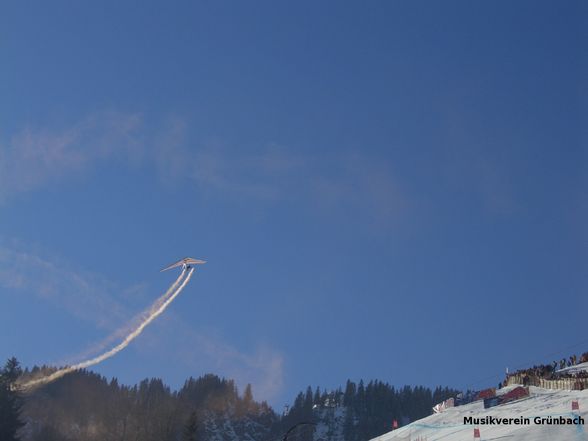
[1,358,458,441]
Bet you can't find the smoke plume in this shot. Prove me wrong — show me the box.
[17,267,195,390]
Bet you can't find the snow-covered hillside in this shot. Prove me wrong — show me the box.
[370,386,587,441]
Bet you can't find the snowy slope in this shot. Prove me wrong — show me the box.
[370,386,588,441]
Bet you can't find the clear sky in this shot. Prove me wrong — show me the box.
[1,1,586,407]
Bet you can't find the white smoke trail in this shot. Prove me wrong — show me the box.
[68,266,188,360]
[147,266,187,315]
[18,267,195,390]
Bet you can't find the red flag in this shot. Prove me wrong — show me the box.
[392,419,398,429]
[572,400,579,411]
[473,427,480,438]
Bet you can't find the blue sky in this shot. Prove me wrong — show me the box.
[1,1,586,407]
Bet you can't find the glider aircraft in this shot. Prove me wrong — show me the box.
[161,257,206,272]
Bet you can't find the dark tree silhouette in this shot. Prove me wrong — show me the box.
[183,411,200,441]
[0,357,24,441]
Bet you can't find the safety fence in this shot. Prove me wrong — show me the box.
[506,374,588,390]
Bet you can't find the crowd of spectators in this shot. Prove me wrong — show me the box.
[500,351,588,388]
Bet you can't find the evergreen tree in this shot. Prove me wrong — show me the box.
[356,380,366,414]
[243,384,254,408]
[343,404,357,441]
[183,411,200,441]
[313,387,321,406]
[304,386,313,411]
[343,380,356,407]
[0,357,25,441]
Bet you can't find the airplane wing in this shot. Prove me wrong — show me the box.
[160,260,184,272]
[184,258,207,265]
